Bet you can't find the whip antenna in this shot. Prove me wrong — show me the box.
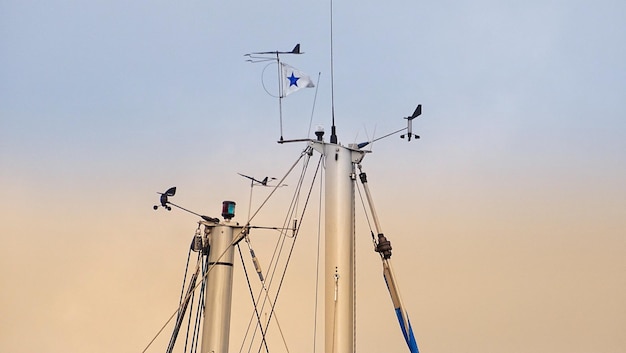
[329,0,338,144]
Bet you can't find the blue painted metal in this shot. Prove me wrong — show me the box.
[394,308,419,353]
[383,262,420,353]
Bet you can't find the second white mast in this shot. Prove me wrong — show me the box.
[311,138,365,353]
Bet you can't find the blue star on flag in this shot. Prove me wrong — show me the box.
[287,73,300,87]
[281,62,314,96]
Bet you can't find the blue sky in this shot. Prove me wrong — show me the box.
[1,1,625,352]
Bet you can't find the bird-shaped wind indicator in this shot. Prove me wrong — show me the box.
[237,173,278,187]
[244,43,302,62]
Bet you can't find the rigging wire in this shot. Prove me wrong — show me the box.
[256,154,323,353]
[183,235,205,353]
[237,274,291,353]
[166,243,193,353]
[239,150,321,353]
[189,256,208,353]
[245,148,310,228]
[235,148,315,353]
[237,244,271,353]
[141,148,313,353]
[307,73,322,139]
[239,148,308,353]
[355,180,377,246]
[243,151,314,353]
[180,259,197,352]
[141,245,230,353]
[181,253,201,353]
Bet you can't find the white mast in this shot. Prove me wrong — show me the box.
[311,138,365,353]
[200,221,244,353]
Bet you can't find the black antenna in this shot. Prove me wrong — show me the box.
[329,0,337,144]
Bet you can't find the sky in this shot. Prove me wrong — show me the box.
[1,1,625,352]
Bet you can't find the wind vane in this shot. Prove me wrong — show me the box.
[356,104,424,149]
[244,43,302,62]
[245,43,316,142]
[400,104,422,141]
[237,173,273,186]
[153,186,220,223]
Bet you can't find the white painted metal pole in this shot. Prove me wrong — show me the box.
[312,141,365,353]
[201,223,242,353]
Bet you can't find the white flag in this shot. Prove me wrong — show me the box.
[281,62,315,96]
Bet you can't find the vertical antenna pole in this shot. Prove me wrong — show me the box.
[277,53,285,142]
[329,0,337,144]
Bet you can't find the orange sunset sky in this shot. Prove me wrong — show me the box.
[1,1,625,353]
